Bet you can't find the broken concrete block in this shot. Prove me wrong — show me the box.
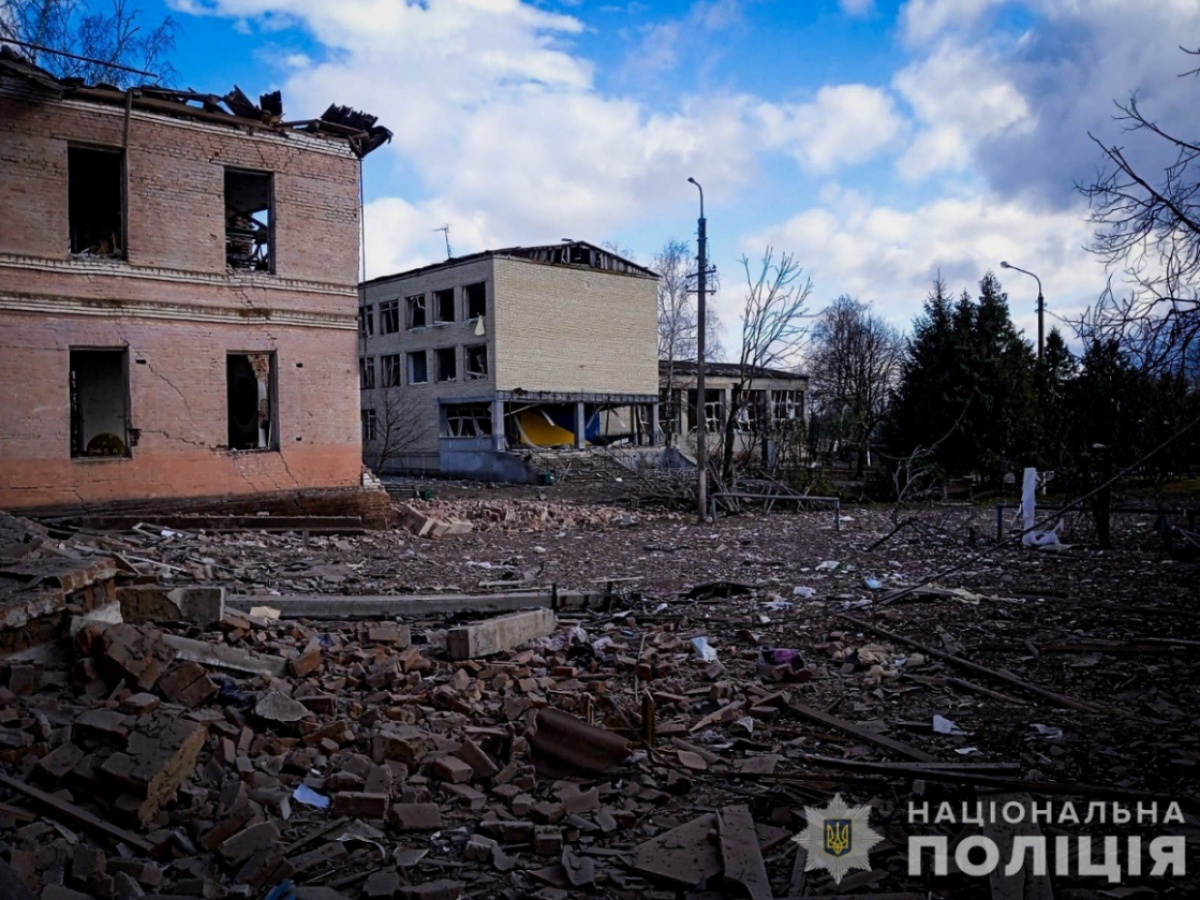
[446,609,557,659]
[398,881,462,900]
[533,826,563,857]
[156,661,218,709]
[288,641,323,678]
[34,742,84,785]
[255,691,310,724]
[74,708,130,745]
[219,821,281,863]
[389,803,442,830]
[431,755,473,784]
[96,624,177,691]
[330,791,388,819]
[116,586,224,627]
[453,739,499,779]
[98,713,208,827]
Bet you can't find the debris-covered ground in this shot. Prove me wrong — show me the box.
[0,489,1198,899]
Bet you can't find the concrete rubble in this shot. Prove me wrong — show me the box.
[0,499,1196,899]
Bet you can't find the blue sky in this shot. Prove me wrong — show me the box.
[149,0,1199,349]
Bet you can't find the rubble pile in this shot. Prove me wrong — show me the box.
[0,502,1197,899]
[398,499,640,537]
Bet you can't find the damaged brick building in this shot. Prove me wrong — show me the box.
[0,47,391,516]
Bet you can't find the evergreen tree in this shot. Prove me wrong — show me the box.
[886,273,1039,485]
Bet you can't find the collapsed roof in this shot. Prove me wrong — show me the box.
[0,45,392,159]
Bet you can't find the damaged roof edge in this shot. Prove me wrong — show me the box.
[361,240,660,286]
[0,45,392,159]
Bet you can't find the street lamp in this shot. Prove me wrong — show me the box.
[1000,261,1044,361]
[688,176,708,522]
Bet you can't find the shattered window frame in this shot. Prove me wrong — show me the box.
[69,347,131,459]
[359,356,375,390]
[435,347,457,382]
[358,304,374,337]
[68,145,125,259]
[465,282,487,319]
[381,353,402,388]
[771,390,803,425]
[443,402,493,438]
[433,288,456,324]
[361,407,378,441]
[406,294,427,329]
[226,352,277,451]
[379,299,401,334]
[464,344,488,381]
[408,351,428,385]
[223,168,274,273]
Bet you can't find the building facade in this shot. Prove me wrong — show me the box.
[0,47,390,513]
[659,359,809,463]
[358,242,660,480]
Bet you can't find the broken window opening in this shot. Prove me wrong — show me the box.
[381,354,402,388]
[408,351,428,384]
[359,357,375,390]
[433,288,455,324]
[361,408,378,441]
[70,348,130,458]
[465,282,486,319]
[358,305,374,337]
[406,295,426,329]
[771,390,803,425]
[464,344,488,381]
[224,169,273,272]
[69,146,124,258]
[379,299,400,334]
[685,389,725,433]
[435,347,457,382]
[227,352,276,451]
[443,402,493,438]
[736,390,767,434]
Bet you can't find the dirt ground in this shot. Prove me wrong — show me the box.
[132,482,1200,897]
[2,483,1198,899]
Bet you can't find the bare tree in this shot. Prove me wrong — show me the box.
[717,247,811,484]
[365,388,436,473]
[807,295,903,478]
[1078,46,1200,379]
[0,0,176,86]
[655,237,724,444]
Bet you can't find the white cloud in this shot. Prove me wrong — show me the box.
[839,0,876,18]
[742,188,1099,339]
[758,84,903,174]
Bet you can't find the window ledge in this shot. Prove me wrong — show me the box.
[71,455,132,463]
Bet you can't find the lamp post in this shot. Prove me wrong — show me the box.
[1000,261,1044,362]
[688,176,708,522]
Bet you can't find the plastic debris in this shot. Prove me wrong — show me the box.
[1032,723,1063,739]
[292,784,330,809]
[933,714,969,735]
[792,585,817,598]
[691,636,718,662]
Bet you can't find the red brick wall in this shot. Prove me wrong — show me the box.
[0,86,369,511]
[0,89,361,284]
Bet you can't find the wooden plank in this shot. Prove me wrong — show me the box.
[718,805,771,900]
[787,701,937,762]
[162,633,286,677]
[841,615,1102,713]
[226,590,593,619]
[0,773,153,855]
[447,609,557,659]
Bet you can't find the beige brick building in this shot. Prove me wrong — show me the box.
[358,242,660,479]
[0,47,391,515]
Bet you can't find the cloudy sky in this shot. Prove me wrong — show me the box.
[155,0,1199,346]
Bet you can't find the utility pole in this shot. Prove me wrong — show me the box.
[688,177,707,522]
